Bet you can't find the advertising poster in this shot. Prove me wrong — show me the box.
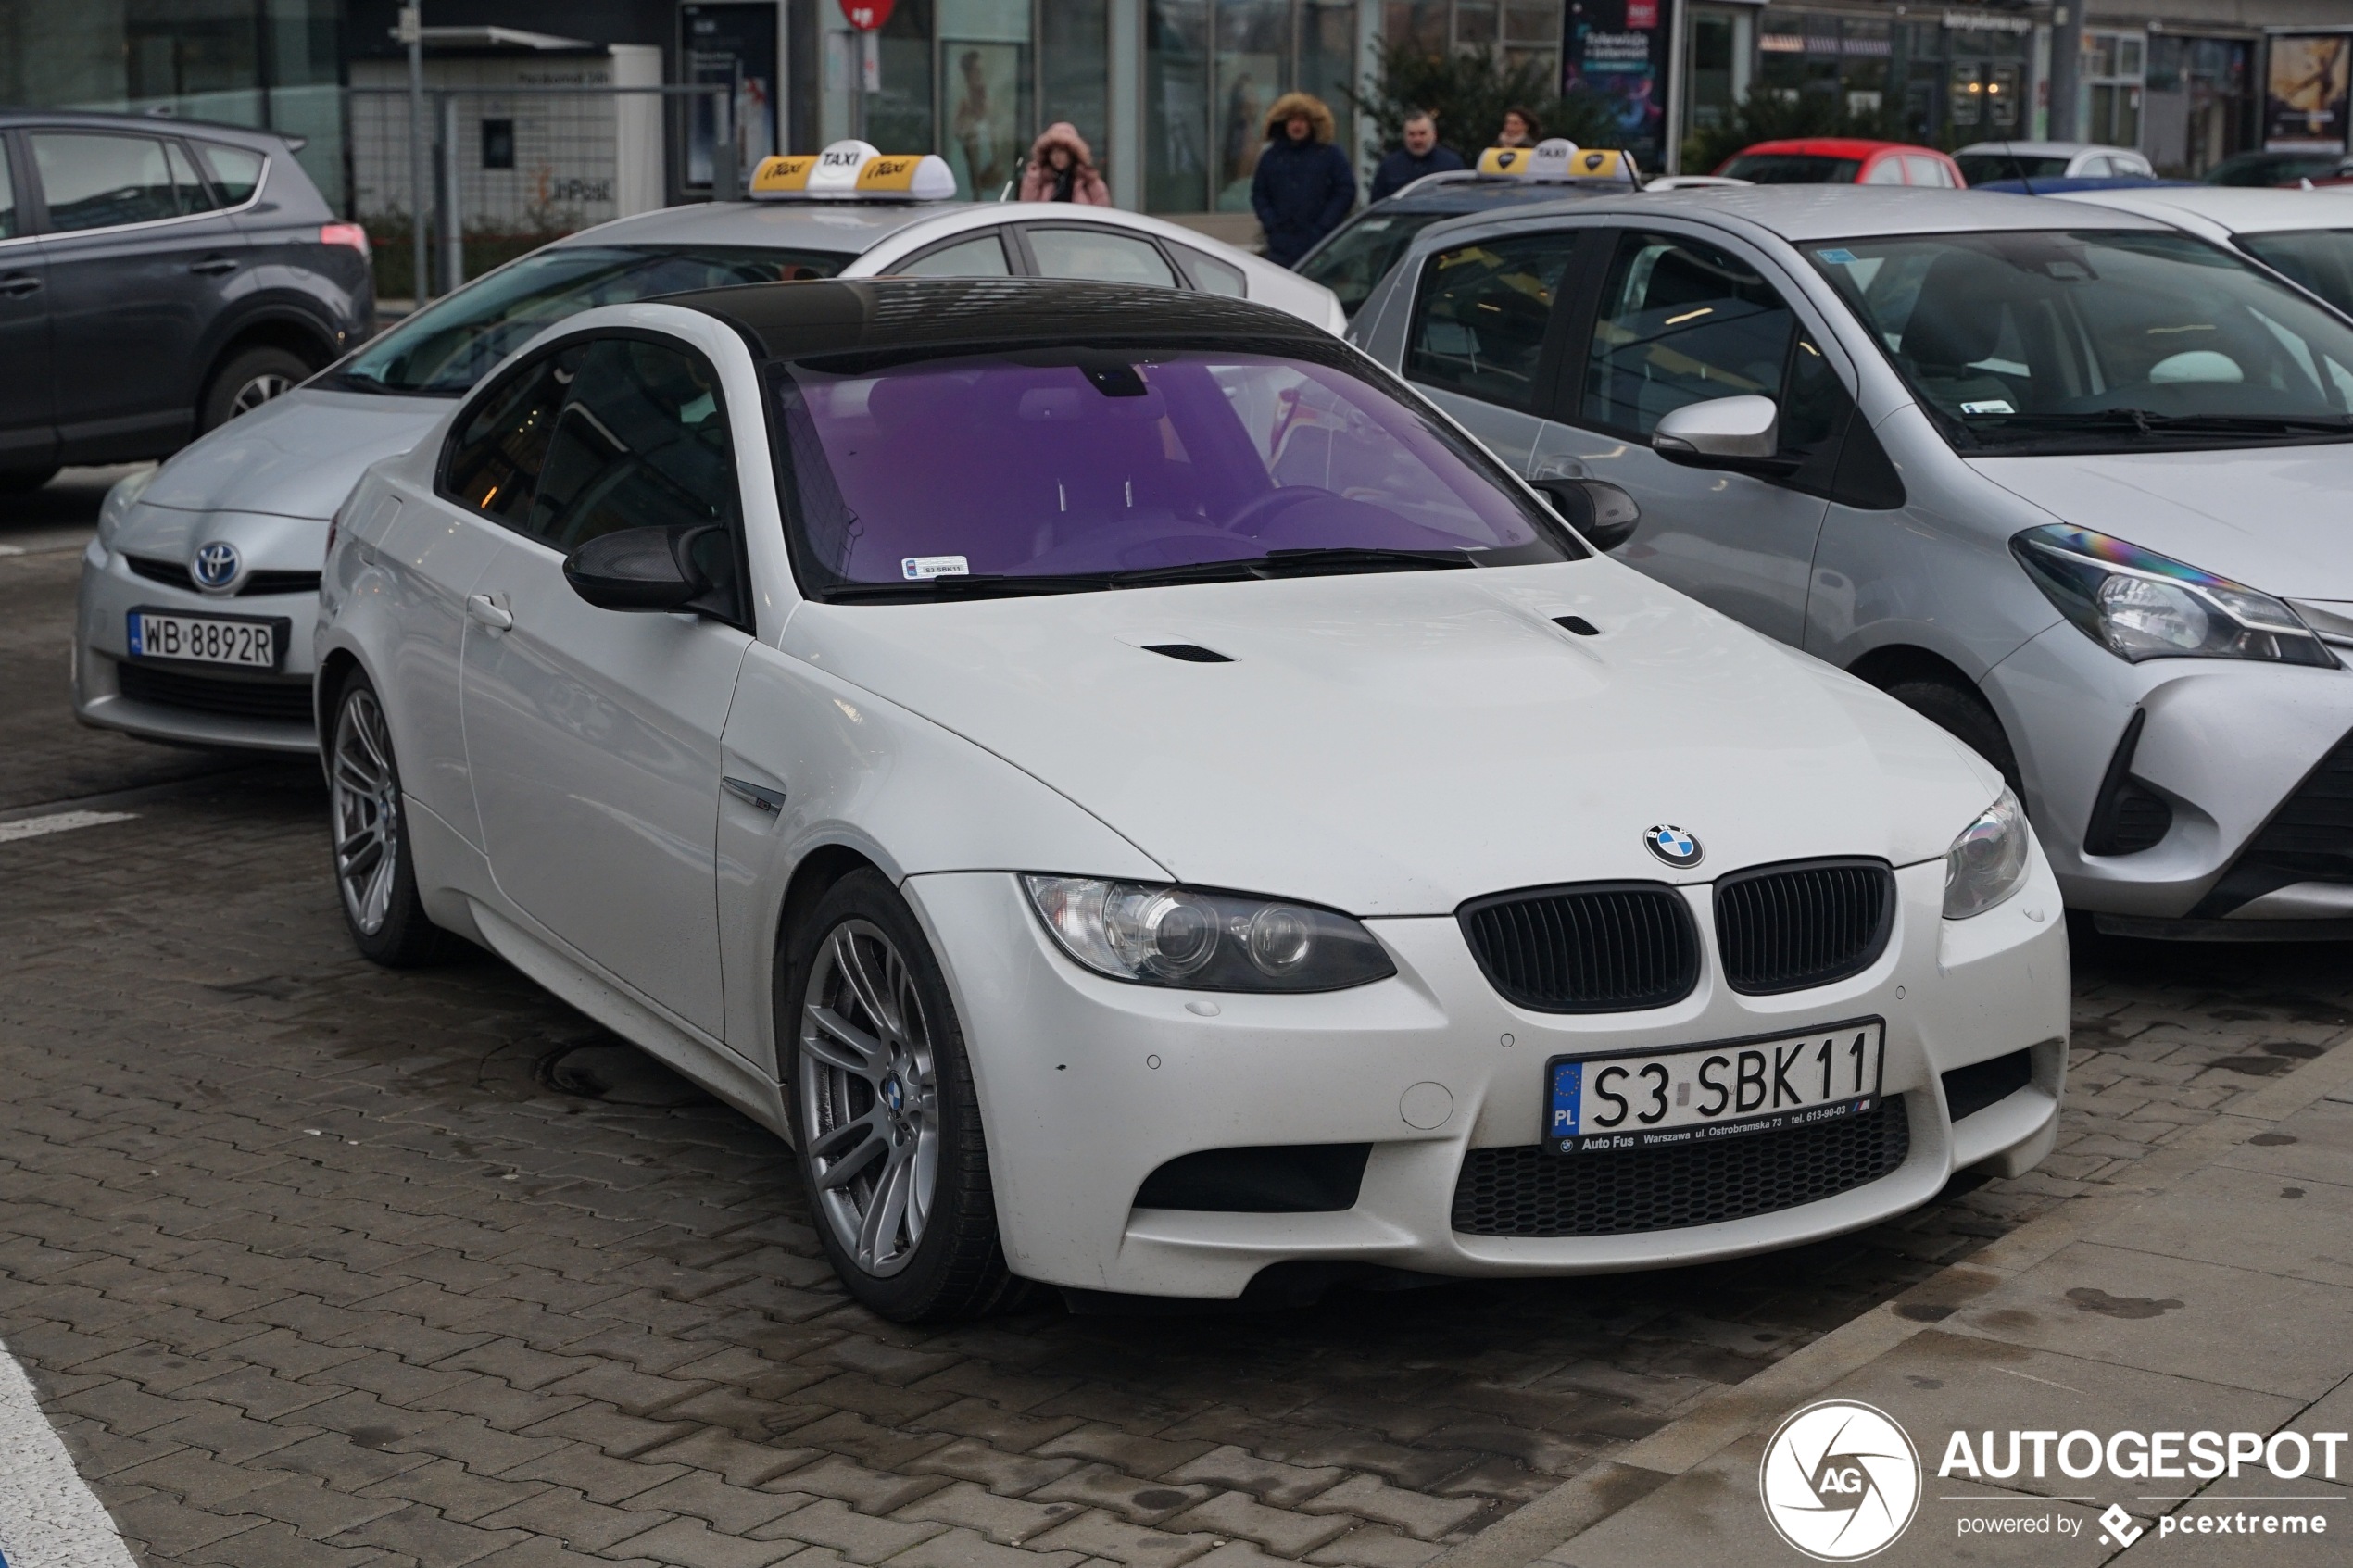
[943,41,1026,198]
[681,2,780,187]
[2265,31,2352,152]
[1565,0,1675,170]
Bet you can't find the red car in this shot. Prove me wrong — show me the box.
[1717,138,1967,188]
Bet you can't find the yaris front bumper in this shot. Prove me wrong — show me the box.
[903,854,2070,1300]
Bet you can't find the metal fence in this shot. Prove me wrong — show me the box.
[349,83,736,302]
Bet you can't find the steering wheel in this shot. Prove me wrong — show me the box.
[1225,485,1337,539]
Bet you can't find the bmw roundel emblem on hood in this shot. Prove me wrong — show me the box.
[192,541,242,591]
[1644,824,1702,868]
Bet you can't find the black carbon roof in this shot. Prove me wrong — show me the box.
[666,276,1330,361]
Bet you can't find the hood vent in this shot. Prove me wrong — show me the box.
[1143,643,1233,663]
[1553,615,1601,636]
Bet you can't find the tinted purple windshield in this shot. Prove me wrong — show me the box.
[772,349,1572,588]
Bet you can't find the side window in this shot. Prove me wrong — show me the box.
[1579,231,1794,437]
[1862,157,1906,185]
[30,133,209,231]
[1778,334,1905,510]
[529,337,738,547]
[0,152,15,240]
[1026,226,1178,288]
[898,232,1013,277]
[196,144,266,204]
[1406,232,1579,411]
[442,349,578,528]
[1172,242,1247,297]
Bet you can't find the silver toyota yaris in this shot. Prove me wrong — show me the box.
[1349,184,2353,938]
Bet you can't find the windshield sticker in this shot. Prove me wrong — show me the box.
[1817,248,1859,266]
[1960,399,2017,415]
[901,555,971,581]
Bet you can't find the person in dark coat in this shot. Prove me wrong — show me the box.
[1250,91,1357,268]
[1369,110,1465,202]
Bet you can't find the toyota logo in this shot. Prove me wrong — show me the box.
[192,541,242,590]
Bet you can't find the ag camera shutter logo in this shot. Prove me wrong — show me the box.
[1760,1400,1921,1560]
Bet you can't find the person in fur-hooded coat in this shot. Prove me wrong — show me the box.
[1249,91,1356,267]
[1018,122,1111,205]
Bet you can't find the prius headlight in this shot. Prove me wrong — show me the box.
[1023,876,1395,991]
[95,466,157,553]
[2011,525,2333,667]
[1944,788,2032,920]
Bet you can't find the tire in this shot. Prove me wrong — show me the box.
[199,345,312,432]
[1882,678,2024,801]
[780,870,1022,1323]
[0,465,58,494]
[327,673,450,967]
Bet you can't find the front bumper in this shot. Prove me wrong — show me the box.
[73,538,320,754]
[1987,621,2353,924]
[904,855,2070,1299]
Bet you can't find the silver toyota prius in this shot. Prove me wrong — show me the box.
[72,151,1336,754]
[1350,184,2353,937]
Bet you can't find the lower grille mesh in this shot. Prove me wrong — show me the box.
[116,662,313,724]
[1450,1097,1911,1237]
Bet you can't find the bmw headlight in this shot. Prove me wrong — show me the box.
[1023,876,1396,992]
[2011,525,2333,667]
[1944,788,2032,920]
[95,466,157,554]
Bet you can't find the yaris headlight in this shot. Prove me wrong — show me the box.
[95,466,157,553]
[1944,788,2032,920]
[1023,876,1395,992]
[2011,525,2333,667]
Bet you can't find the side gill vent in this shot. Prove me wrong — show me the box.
[1144,643,1233,663]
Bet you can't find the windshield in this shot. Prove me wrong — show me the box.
[2237,229,2353,319]
[1297,210,1456,316]
[1720,153,1861,184]
[1809,229,2353,453]
[771,346,1579,599]
[1954,153,2071,184]
[2206,152,2339,187]
[340,245,849,395]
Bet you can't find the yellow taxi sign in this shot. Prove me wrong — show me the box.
[749,154,818,194]
[747,140,958,202]
[1475,139,1640,184]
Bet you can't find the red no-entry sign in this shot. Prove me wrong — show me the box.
[839,0,892,30]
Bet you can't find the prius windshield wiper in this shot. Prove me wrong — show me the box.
[1108,547,1479,587]
[1961,408,2353,437]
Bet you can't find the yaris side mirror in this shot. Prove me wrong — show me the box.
[1532,477,1642,552]
[563,524,722,613]
[1652,395,1793,474]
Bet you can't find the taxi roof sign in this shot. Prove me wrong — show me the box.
[1474,140,1641,184]
[749,139,958,202]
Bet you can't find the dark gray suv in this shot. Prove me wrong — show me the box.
[0,109,372,491]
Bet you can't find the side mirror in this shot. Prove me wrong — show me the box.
[563,525,718,612]
[1533,477,1642,553]
[1652,395,1795,474]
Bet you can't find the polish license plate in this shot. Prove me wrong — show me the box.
[126,609,282,670]
[1545,1019,1885,1154]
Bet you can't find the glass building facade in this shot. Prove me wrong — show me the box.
[0,0,347,206]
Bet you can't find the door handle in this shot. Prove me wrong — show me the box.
[0,273,39,297]
[465,593,513,632]
[188,256,239,276]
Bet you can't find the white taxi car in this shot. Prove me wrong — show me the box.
[75,143,1336,755]
[316,277,2068,1319]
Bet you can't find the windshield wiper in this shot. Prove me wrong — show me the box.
[1961,408,2353,437]
[1108,547,1478,587]
[820,573,1111,602]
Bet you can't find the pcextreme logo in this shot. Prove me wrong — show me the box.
[1760,1400,1923,1560]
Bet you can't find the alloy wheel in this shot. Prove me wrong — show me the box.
[330,687,400,936]
[230,372,295,418]
[798,919,940,1278]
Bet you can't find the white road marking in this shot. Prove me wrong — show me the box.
[0,812,137,845]
[0,545,24,558]
[0,1343,140,1568]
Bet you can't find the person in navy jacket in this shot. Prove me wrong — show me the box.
[1369,111,1466,203]
[1251,92,1357,268]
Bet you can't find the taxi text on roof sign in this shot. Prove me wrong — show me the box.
[1474,139,1641,184]
[749,140,958,202]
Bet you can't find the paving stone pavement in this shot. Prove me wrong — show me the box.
[5,506,2353,1568]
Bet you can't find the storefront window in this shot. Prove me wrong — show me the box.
[2084,30,2145,148]
[1041,0,1110,184]
[1150,0,1363,215]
